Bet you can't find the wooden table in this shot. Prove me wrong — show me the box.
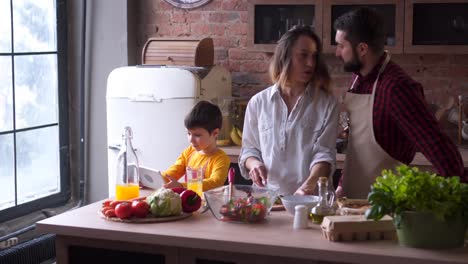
[37,195,468,264]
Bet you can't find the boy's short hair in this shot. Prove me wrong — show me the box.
[184,100,222,133]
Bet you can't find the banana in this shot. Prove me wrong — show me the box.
[236,127,243,138]
[230,127,242,146]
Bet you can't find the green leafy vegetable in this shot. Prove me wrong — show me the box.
[365,165,468,226]
[146,188,182,217]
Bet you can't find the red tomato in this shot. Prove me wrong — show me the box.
[114,202,133,219]
[104,209,116,218]
[102,199,112,207]
[110,200,125,209]
[100,206,113,214]
[249,203,266,222]
[131,200,150,218]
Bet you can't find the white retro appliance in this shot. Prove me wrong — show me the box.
[106,65,231,196]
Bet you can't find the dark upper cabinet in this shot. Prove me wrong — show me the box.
[323,0,404,54]
[247,0,323,52]
[247,0,468,54]
[404,0,468,53]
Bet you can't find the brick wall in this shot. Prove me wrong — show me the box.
[135,0,468,106]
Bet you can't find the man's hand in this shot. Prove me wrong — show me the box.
[248,160,268,187]
[335,186,343,198]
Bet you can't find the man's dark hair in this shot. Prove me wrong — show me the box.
[184,100,222,133]
[333,7,386,54]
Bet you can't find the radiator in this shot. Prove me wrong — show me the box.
[0,234,55,264]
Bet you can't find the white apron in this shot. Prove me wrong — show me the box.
[342,53,401,199]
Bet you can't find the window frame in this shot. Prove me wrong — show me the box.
[0,0,69,223]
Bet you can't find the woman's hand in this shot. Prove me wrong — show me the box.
[248,161,268,187]
[163,175,184,189]
[295,162,330,195]
[294,182,316,195]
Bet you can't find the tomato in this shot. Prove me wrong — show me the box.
[101,206,113,214]
[104,209,116,218]
[249,203,266,222]
[114,202,133,219]
[219,204,230,216]
[110,200,125,209]
[131,200,150,218]
[102,199,112,207]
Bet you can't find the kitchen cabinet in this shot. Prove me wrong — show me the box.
[248,0,468,54]
[247,0,323,52]
[37,196,468,264]
[322,0,404,54]
[404,0,468,53]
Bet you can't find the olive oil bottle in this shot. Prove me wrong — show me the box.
[310,177,335,224]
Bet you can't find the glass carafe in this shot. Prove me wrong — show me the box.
[115,126,140,200]
[310,177,335,224]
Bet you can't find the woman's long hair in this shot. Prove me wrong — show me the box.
[269,25,332,95]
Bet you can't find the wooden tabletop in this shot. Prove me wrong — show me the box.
[37,195,468,264]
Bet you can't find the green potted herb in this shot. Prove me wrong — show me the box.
[365,165,468,248]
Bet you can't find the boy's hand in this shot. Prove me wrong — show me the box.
[163,175,184,189]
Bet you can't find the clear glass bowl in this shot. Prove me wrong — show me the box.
[204,184,279,223]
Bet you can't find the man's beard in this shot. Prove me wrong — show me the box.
[342,49,362,73]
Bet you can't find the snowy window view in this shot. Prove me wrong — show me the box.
[0,0,63,213]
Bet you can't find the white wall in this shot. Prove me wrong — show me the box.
[85,0,134,203]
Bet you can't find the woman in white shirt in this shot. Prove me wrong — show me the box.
[239,25,339,195]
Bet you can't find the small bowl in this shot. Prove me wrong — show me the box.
[280,195,320,216]
[204,184,278,223]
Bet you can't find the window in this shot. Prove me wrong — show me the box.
[0,0,68,222]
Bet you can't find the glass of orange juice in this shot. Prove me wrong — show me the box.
[186,167,203,198]
[115,183,140,200]
[115,163,140,200]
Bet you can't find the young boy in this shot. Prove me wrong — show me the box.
[163,100,231,191]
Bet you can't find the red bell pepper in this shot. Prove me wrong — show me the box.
[180,190,202,213]
[171,187,186,195]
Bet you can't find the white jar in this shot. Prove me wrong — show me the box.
[293,205,308,229]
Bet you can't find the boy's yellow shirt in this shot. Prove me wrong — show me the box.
[163,145,231,191]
